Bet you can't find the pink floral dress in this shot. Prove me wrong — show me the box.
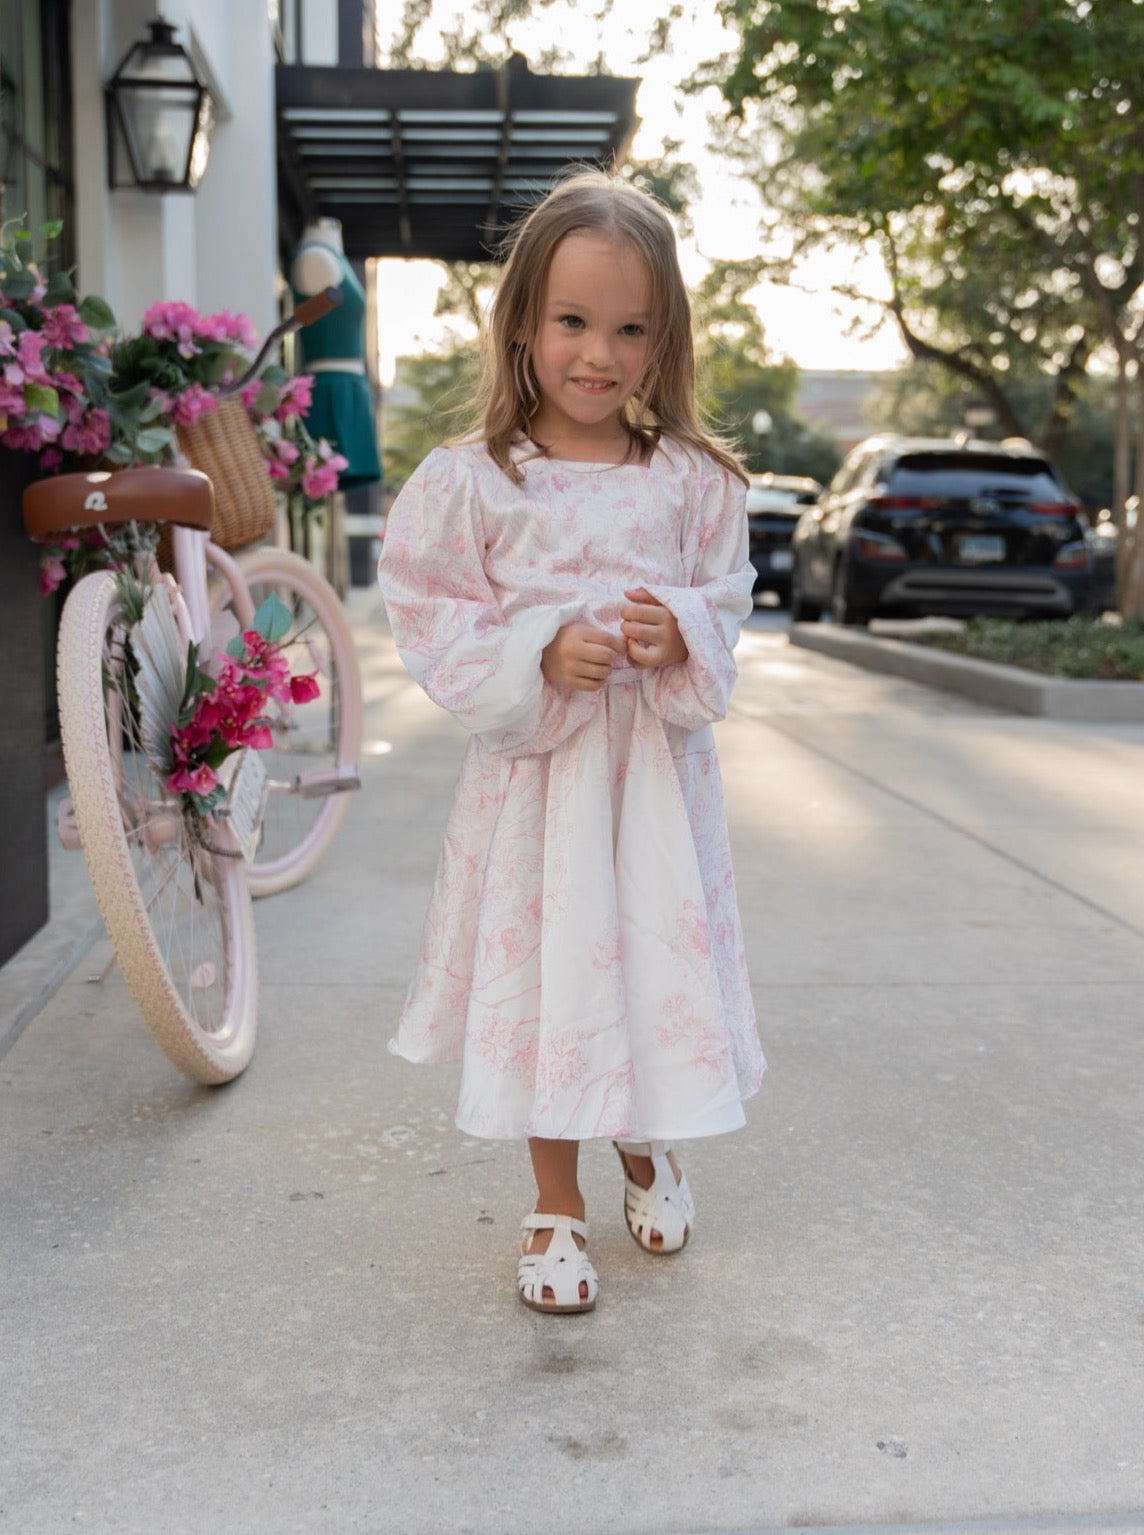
[377,437,766,1141]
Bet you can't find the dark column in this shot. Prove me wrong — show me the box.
[0,450,49,965]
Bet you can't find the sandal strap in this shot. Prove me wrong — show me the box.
[614,1139,671,1158]
[521,1211,589,1241]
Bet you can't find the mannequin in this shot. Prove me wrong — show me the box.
[288,216,382,488]
[292,216,346,295]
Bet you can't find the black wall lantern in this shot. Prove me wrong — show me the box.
[105,15,215,192]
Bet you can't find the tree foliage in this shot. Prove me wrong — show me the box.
[710,0,1144,609]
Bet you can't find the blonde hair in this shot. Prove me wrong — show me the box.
[469,169,747,485]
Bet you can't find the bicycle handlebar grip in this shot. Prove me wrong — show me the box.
[293,286,343,328]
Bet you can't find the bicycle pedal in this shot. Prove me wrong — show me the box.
[57,798,82,851]
[294,766,361,799]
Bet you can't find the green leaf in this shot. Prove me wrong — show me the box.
[253,384,280,416]
[24,383,60,416]
[0,305,27,333]
[39,219,64,240]
[251,590,292,645]
[2,268,37,300]
[134,426,172,453]
[258,364,288,387]
[138,394,170,423]
[78,294,117,331]
[43,270,75,304]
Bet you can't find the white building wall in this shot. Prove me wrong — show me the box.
[70,0,278,341]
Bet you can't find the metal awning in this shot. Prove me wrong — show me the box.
[276,57,640,262]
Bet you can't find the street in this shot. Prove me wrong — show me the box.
[3,589,1143,1535]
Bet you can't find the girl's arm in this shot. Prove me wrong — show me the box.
[630,462,755,731]
[377,450,601,756]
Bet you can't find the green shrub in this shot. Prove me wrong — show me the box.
[912,618,1144,681]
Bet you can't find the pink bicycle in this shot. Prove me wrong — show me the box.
[22,292,362,1084]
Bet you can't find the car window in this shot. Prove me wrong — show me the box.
[828,449,868,496]
[887,455,1064,500]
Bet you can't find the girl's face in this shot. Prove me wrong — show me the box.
[527,233,651,457]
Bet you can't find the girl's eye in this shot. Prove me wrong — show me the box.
[620,323,646,337]
[558,314,585,330]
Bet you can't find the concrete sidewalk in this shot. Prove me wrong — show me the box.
[2,593,1143,1535]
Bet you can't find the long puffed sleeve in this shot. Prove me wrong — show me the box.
[377,448,599,757]
[637,461,754,730]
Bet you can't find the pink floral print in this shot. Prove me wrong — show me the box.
[377,438,766,1141]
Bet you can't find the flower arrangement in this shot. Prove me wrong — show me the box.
[242,366,349,513]
[104,299,257,468]
[164,590,320,817]
[0,218,117,467]
[3,220,352,596]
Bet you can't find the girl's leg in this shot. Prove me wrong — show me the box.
[526,1137,589,1303]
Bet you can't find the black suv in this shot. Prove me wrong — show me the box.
[790,435,1100,625]
[746,473,823,603]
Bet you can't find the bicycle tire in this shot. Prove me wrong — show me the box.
[58,571,258,1084]
[210,546,362,897]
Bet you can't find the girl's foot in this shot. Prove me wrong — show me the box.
[614,1140,695,1254]
[518,1211,597,1313]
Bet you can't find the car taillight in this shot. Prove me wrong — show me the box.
[853,531,908,563]
[866,495,941,510]
[1053,540,1090,571]
[1030,500,1081,516]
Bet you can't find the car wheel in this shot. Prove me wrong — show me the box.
[789,561,823,623]
[830,558,871,626]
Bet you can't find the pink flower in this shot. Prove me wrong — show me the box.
[3,421,54,451]
[61,407,111,457]
[172,384,218,427]
[277,374,314,419]
[142,300,203,359]
[53,369,84,398]
[199,309,257,348]
[289,671,321,704]
[301,457,345,500]
[39,447,64,472]
[41,304,90,349]
[274,438,300,466]
[267,460,292,481]
[243,724,274,751]
[167,762,220,797]
[40,551,68,595]
[0,380,27,415]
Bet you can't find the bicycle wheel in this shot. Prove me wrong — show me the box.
[209,546,362,897]
[57,571,258,1084]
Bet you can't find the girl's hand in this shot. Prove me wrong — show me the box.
[541,624,626,691]
[621,588,689,669]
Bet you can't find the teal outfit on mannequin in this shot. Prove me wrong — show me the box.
[290,236,382,488]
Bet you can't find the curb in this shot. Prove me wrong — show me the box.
[788,624,1144,722]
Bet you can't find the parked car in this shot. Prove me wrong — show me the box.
[789,435,1100,625]
[745,473,823,603]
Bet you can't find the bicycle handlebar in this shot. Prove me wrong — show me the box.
[222,285,344,395]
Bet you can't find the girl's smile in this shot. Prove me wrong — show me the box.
[527,233,651,459]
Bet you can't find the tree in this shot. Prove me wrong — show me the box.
[711,0,1144,612]
[694,259,840,478]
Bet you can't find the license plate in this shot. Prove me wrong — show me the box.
[958,533,1005,563]
[768,549,794,572]
[216,748,269,863]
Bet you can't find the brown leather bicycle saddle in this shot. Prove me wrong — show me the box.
[22,465,215,543]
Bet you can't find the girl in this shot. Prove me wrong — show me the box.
[377,171,765,1314]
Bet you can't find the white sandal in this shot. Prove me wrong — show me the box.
[517,1213,598,1314]
[614,1140,695,1254]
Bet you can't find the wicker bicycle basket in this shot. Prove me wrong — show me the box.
[175,395,277,551]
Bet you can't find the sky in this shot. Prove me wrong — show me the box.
[373,2,909,385]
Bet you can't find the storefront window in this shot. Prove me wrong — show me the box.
[0,0,74,264]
